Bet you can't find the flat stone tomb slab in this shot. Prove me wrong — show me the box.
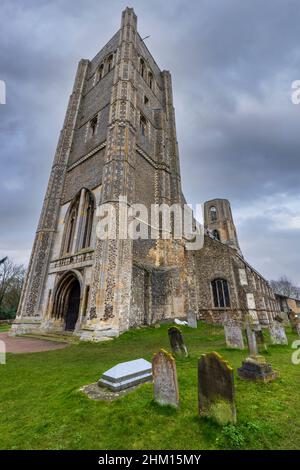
[98,358,152,392]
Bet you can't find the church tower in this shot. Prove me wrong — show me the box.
[204,199,241,253]
[12,8,190,341]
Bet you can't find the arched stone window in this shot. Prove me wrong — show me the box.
[212,229,220,241]
[81,191,95,249]
[107,54,113,73]
[62,189,95,255]
[63,194,80,255]
[97,63,104,81]
[211,278,230,308]
[210,206,217,222]
[89,115,98,137]
[140,114,147,137]
[140,58,145,78]
[148,71,153,89]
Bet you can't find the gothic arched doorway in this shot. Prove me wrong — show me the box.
[65,280,80,331]
[52,271,82,332]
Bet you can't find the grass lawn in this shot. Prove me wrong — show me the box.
[0,322,299,450]
[0,325,11,332]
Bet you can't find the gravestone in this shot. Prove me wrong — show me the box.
[224,320,244,349]
[245,323,258,356]
[187,310,197,329]
[98,358,152,392]
[254,328,267,352]
[152,349,179,408]
[289,312,300,333]
[168,327,188,357]
[198,352,236,425]
[269,322,288,345]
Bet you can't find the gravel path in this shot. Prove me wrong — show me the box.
[0,332,69,354]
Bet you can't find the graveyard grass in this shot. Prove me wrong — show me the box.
[0,323,299,450]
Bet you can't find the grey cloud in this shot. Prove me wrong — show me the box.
[0,0,299,285]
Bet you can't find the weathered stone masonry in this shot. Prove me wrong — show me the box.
[13,8,281,340]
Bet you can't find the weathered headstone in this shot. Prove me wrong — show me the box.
[245,323,258,356]
[289,312,300,333]
[152,349,179,407]
[269,322,288,345]
[187,310,197,329]
[296,323,300,339]
[238,355,277,383]
[98,358,152,392]
[254,328,268,352]
[198,352,236,425]
[224,321,244,349]
[168,327,188,357]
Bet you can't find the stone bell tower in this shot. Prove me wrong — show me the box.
[12,7,190,341]
[204,198,241,253]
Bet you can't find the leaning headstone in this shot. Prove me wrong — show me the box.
[224,320,244,349]
[198,352,236,425]
[269,322,288,345]
[238,355,277,383]
[152,349,179,408]
[98,358,152,392]
[295,323,300,339]
[168,327,188,357]
[187,310,197,329]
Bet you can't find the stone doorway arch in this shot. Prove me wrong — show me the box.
[52,271,82,331]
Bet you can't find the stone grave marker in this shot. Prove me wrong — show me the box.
[152,349,179,408]
[269,322,288,345]
[254,328,268,352]
[223,320,244,349]
[289,312,300,334]
[187,310,197,329]
[198,351,236,425]
[168,327,188,357]
[245,322,258,356]
[98,358,152,392]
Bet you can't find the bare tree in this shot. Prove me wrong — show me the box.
[270,276,300,299]
[0,257,25,318]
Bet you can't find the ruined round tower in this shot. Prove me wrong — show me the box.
[204,199,241,253]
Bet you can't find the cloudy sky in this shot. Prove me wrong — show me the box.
[0,0,299,284]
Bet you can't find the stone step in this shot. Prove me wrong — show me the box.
[21,332,79,344]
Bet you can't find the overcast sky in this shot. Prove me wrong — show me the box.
[0,0,299,285]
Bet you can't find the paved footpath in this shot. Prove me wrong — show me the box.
[0,332,68,354]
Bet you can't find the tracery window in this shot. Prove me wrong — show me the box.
[211,278,230,308]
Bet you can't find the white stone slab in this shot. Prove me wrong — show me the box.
[98,358,152,391]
